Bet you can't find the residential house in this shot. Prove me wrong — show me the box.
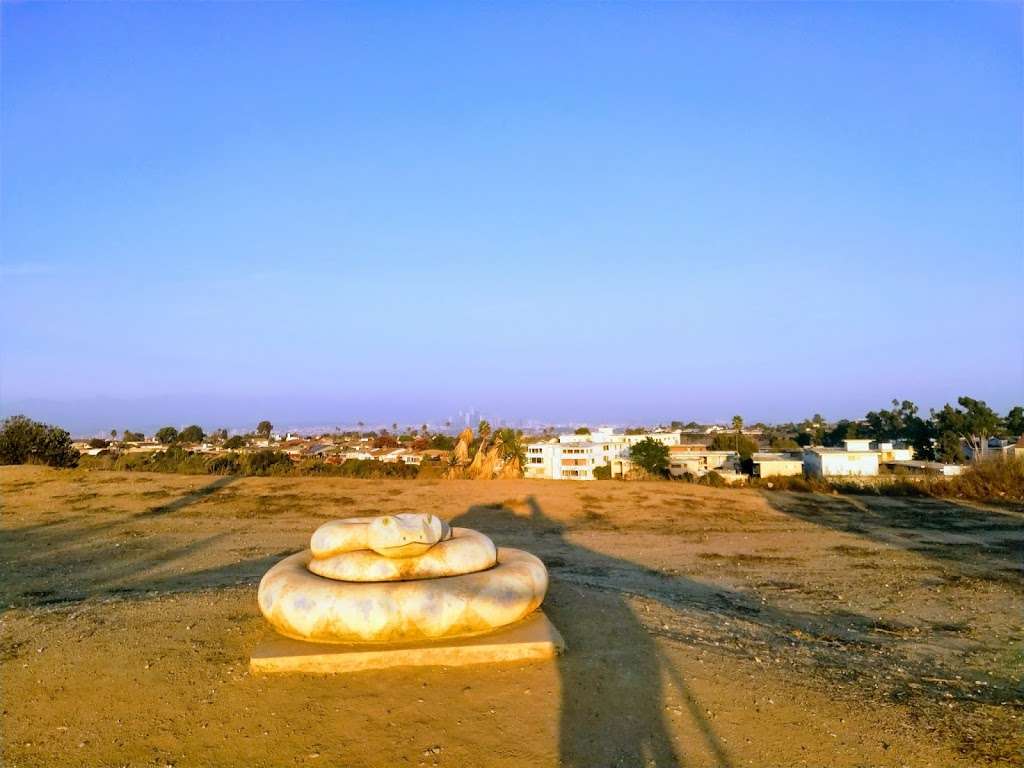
[666,446,739,478]
[803,439,879,477]
[751,453,804,478]
[876,442,914,462]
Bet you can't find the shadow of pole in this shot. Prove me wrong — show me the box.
[134,475,239,518]
[452,496,734,768]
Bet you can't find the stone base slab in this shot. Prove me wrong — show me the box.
[250,611,564,674]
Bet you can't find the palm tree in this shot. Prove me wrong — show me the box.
[477,420,491,440]
[495,428,526,468]
[731,415,743,453]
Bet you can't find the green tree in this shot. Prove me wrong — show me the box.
[574,426,591,435]
[935,397,1001,460]
[711,433,757,459]
[770,437,802,453]
[223,435,246,449]
[0,415,79,468]
[629,438,669,477]
[155,426,179,445]
[429,433,456,451]
[122,430,144,442]
[178,425,205,443]
[495,428,526,467]
[109,429,117,441]
[823,420,858,447]
[1005,406,1024,436]
[799,414,826,445]
[477,420,492,440]
[593,463,612,480]
[731,415,743,453]
[256,421,273,440]
[935,431,964,464]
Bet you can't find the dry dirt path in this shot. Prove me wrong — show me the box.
[1,466,1021,767]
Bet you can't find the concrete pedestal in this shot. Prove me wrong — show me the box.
[250,611,564,674]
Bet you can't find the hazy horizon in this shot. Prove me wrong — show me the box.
[2,389,1018,438]
[2,3,1021,432]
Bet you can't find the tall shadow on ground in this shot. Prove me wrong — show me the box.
[0,475,286,607]
[762,491,1024,579]
[452,498,731,768]
[134,475,238,518]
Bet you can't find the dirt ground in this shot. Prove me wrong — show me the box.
[1,466,1021,767]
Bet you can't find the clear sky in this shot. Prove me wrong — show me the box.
[2,2,1021,433]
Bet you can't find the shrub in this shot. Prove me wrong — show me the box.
[752,475,816,492]
[206,454,241,475]
[222,436,246,449]
[944,456,1024,502]
[242,450,294,476]
[78,454,116,471]
[699,471,727,488]
[0,415,79,468]
[593,463,612,480]
[147,446,209,474]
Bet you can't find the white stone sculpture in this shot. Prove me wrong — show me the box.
[257,512,550,645]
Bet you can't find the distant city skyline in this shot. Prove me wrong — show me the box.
[2,390,1018,437]
[2,3,1021,429]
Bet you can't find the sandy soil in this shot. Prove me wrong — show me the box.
[1,465,1021,767]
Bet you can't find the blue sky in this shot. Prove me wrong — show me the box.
[2,2,1021,432]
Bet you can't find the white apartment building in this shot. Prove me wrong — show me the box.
[751,453,804,478]
[803,439,879,477]
[524,428,682,480]
[666,447,739,478]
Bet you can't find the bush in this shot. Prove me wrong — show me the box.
[944,457,1024,502]
[222,435,246,449]
[0,415,79,468]
[78,454,117,471]
[752,475,817,492]
[241,450,294,476]
[699,471,727,488]
[593,463,612,480]
[206,454,241,475]
[146,446,209,474]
